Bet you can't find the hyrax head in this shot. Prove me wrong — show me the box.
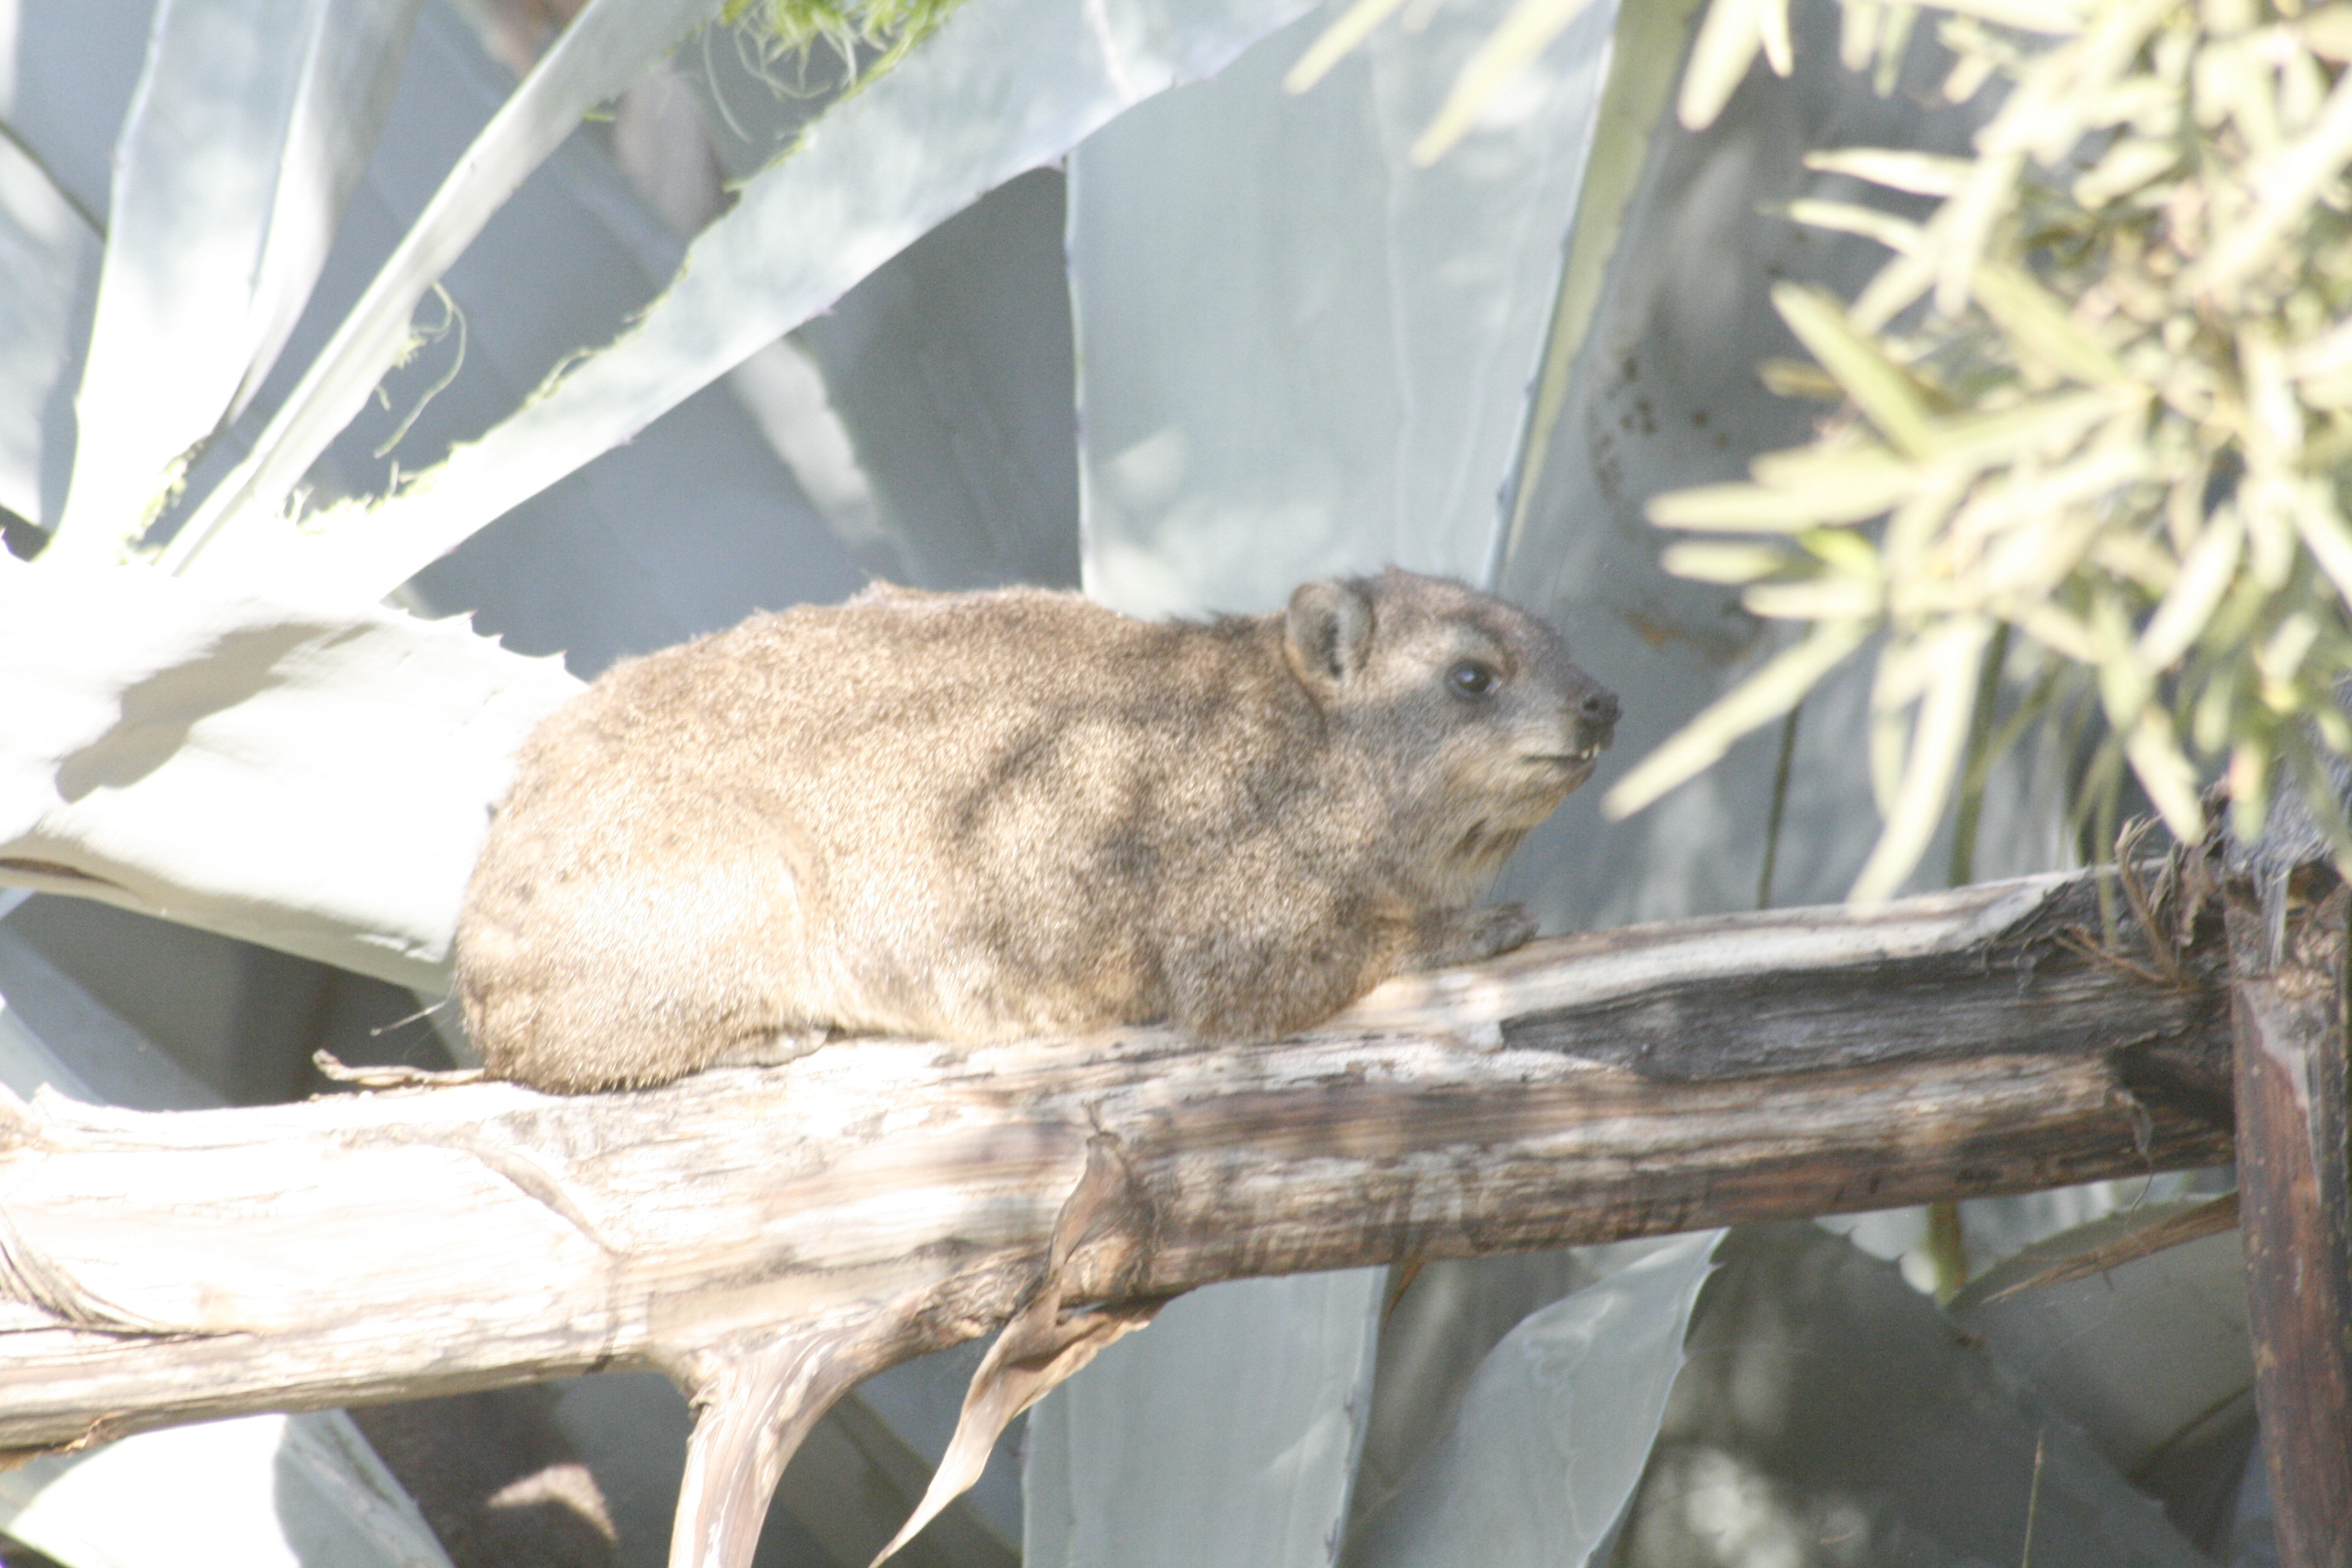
[1281,569,1618,896]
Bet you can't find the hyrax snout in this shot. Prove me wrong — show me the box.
[456,569,1616,1092]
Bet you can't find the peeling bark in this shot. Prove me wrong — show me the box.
[0,867,2234,1475]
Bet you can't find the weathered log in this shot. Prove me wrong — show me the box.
[2224,860,2352,1568]
[0,867,2233,1467]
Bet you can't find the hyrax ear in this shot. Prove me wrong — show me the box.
[1284,579,1374,691]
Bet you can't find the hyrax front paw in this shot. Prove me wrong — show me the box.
[1410,903,1538,970]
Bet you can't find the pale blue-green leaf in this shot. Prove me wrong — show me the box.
[1024,1271,1383,1568]
[1487,0,1706,586]
[0,1413,454,1568]
[1952,1204,2249,1478]
[45,0,425,564]
[0,929,216,1110]
[185,0,1322,602]
[1624,1224,2212,1566]
[0,955,454,1568]
[1284,0,1411,93]
[0,131,100,531]
[161,0,725,576]
[1073,0,1617,616]
[1410,0,1605,165]
[1345,1232,1720,1568]
[0,557,580,988]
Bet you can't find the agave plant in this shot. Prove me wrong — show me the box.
[0,0,2278,1563]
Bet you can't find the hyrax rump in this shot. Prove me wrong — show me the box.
[456,570,1618,1092]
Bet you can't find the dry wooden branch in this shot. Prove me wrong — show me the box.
[0,869,2237,1567]
[2223,859,2352,1568]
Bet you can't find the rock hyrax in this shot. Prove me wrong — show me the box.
[456,570,1617,1091]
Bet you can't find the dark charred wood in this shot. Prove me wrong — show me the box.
[2224,861,2352,1568]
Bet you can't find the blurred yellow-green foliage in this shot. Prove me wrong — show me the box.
[724,0,965,72]
[1607,0,2352,900]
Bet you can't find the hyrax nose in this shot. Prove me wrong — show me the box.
[1570,681,1619,752]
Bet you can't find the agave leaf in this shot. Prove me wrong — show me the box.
[159,0,727,575]
[1771,283,1934,456]
[0,131,100,531]
[1024,1270,1384,1568]
[1344,1232,1721,1568]
[1,1412,457,1568]
[1283,0,1410,92]
[1411,0,1605,164]
[0,557,580,987]
[181,0,1325,603]
[44,0,426,566]
[1488,0,1707,585]
[1603,620,1871,819]
[1951,1204,2248,1479]
[0,941,457,1568]
[1630,1224,2211,1567]
[1073,0,1618,613]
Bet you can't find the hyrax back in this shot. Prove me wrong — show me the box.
[456,570,1617,1091]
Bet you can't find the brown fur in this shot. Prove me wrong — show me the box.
[456,570,1616,1092]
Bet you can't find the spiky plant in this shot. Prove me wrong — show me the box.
[1604,0,2352,899]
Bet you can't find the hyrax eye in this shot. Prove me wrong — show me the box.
[1447,659,1500,699]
